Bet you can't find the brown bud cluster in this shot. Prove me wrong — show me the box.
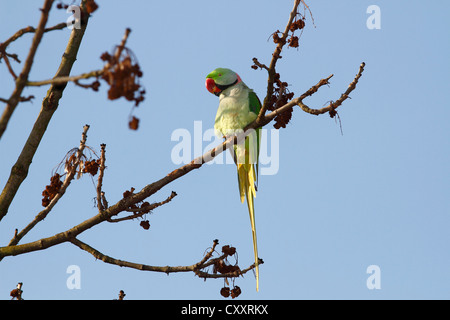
[269,73,295,129]
[85,0,99,14]
[99,47,145,130]
[286,17,305,49]
[122,187,136,199]
[100,50,145,107]
[42,174,63,207]
[221,245,236,256]
[271,16,305,51]
[290,18,306,32]
[42,150,103,207]
[122,188,153,230]
[214,259,241,275]
[81,159,101,176]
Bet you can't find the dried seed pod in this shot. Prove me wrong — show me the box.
[128,116,139,130]
[41,174,63,207]
[231,286,241,299]
[140,220,150,230]
[220,286,230,298]
[222,245,236,256]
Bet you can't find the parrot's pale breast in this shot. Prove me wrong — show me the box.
[214,82,257,137]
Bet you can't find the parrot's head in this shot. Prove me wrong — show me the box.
[205,68,242,96]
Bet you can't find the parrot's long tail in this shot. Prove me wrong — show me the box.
[237,162,259,291]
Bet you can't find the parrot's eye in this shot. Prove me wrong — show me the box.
[218,74,222,77]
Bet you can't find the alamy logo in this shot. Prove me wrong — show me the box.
[366,265,381,290]
[66,265,81,290]
[366,5,381,30]
[171,121,280,175]
[66,5,81,29]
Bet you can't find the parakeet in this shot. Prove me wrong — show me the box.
[205,67,261,291]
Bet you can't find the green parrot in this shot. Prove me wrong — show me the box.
[205,68,261,291]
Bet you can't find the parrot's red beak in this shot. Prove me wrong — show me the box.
[205,78,221,96]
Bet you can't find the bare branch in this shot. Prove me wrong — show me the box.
[262,62,365,124]
[0,96,34,104]
[0,22,67,55]
[26,70,103,87]
[0,0,56,139]
[111,28,132,64]
[69,238,260,280]
[96,144,107,212]
[0,52,18,79]
[68,238,216,274]
[251,57,269,71]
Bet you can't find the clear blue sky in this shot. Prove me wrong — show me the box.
[0,0,449,300]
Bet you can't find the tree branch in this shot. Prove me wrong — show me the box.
[25,70,103,87]
[69,238,260,280]
[0,0,56,139]
[96,144,107,212]
[0,22,67,55]
[0,51,18,79]
[0,21,68,79]
[262,62,365,125]
[0,0,90,222]
[69,238,214,274]
[256,0,302,124]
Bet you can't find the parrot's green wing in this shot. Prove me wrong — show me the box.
[248,91,261,115]
[248,91,261,188]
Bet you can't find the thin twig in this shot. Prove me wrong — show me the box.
[194,240,219,268]
[0,22,67,54]
[252,57,269,71]
[26,70,103,87]
[24,28,132,88]
[107,191,177,223]
[96,144,106,212]
[0,52,18,79]
[112,28,131,64]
